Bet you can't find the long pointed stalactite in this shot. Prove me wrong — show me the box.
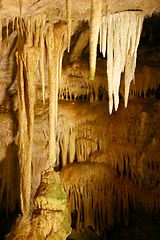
[4,10,69,222]
[89,0,103,80]
[16,15,40,219]
[66,0,72,52]
[60,161,160,235]
[46,23,67,168]
[39,15,46,104]
[107,11,144,113]
[89,8,144,113]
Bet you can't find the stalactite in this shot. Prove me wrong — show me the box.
[16,51,30,218]
[19,0,22,15]
[39,31,45,103]
[17,39,40,219]
[66,0,71,52]
[60,161,160,235]
[6,18,9,38]
[34,16,40,47]
[101,16,107,57]
[46,23,67,168]
[16,14,43,219]
[46,26,57,168]
[12,17,15,32]
[100,5,109,58]
[124,12,144,108]
[107,13,114,114]
[89,0,102,80]
[62,127,69,166]
[107,11,144,113]
[69,127,75,163]
[60,162,119,234]
[39,14,46,104]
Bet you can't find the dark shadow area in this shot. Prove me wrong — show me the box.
[0,141,21,239]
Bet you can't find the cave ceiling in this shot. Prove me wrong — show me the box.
[1,0,160,21]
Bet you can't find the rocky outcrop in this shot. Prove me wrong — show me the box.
[6,167,71,240]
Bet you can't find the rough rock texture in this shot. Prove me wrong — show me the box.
[0,1,160,240]
[1,0,160,20]
[5,167,71,240]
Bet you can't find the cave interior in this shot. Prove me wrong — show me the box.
[0,0,160,239]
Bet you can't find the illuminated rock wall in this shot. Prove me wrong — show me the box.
[0,4,160,238]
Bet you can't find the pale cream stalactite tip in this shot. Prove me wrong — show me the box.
[66,0,72,52]
[89,0,103,80]
[107,11,144,114]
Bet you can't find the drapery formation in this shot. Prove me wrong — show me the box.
[16,14,67,218]
[60,161,160,235]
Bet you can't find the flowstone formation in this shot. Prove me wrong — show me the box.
[60,161,160,235]
[6,167,71,240]
[0,0,160,239]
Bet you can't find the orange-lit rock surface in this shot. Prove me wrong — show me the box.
[0,1,160,239]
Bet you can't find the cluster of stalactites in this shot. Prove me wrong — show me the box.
[16,14,47,218]
[16,13,68,218]
[107,11,144,114]
[60,162,160,234]
[89,8,144,114]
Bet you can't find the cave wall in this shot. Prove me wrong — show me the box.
[0,1,160,238]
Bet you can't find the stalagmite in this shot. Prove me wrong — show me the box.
[107,11,144,114]
[89,0,102,80]
[66,0,72,52]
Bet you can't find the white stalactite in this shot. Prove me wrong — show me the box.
[89,0,102,80]
[100,5,109,58]
[107,13,114,114]
[101,16,107,58]
[124,12,144,108]
[107,11,144,114]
